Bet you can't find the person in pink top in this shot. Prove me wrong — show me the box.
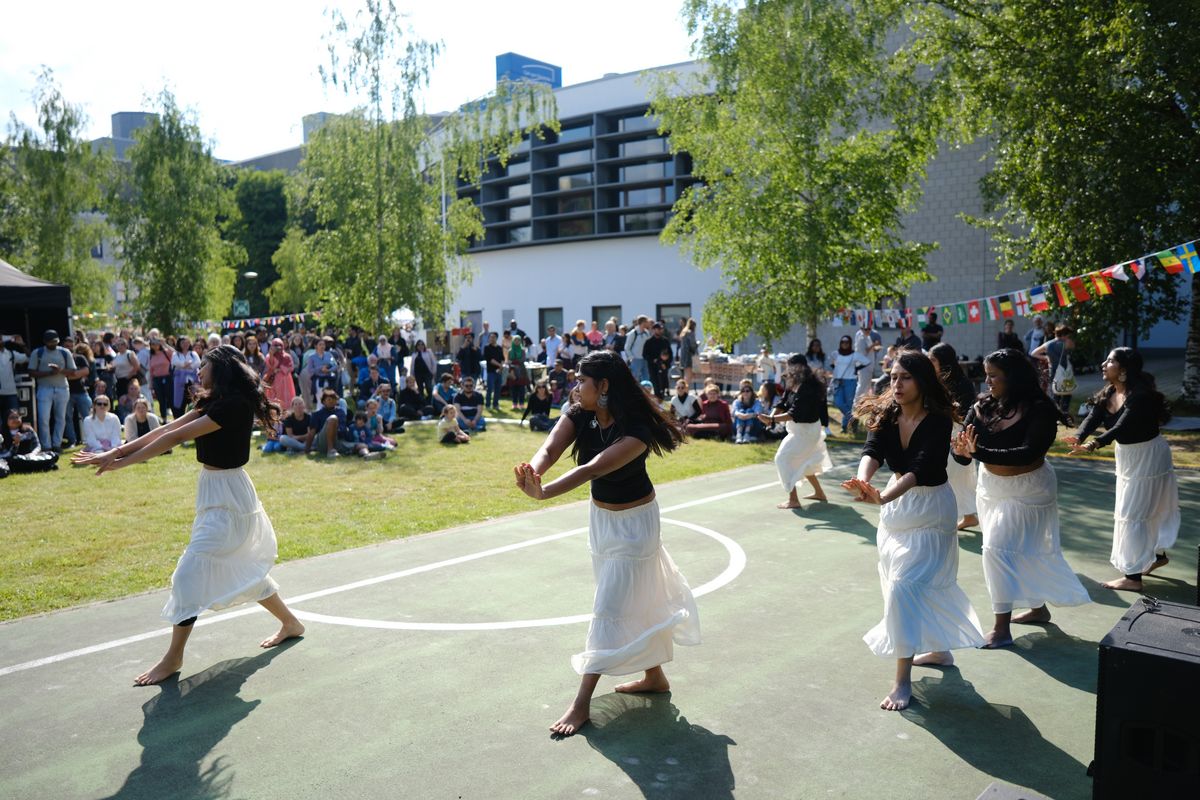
[263,338,296,408]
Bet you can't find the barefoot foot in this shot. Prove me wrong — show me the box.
[549,701,590,736]
[803,493,828,502]
[776,500,801,509]
[880,681,912,711]
[134,656,182,686]
[1101,577,1143,592]
[1143,555,1169,576]
[957,514,979,531]
[260,621,305,648]
[1011,607,1052,625]
[615,674,671,694]
[913,651,954,666]
[980,631,1013,649]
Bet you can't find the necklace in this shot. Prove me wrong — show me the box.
[596,418,618,447]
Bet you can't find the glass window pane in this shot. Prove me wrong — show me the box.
[618,115,657,133]
[593,305,622,326]
[557,172,593,190]
[620,186,675,207]
[620,138,667,157]
[558,125,592,143]
[539,307,564,336]
[556,149,593,168]
[507,160,530,176]
[555,218,594,237]
[507,204,531,221]
[507,183,531,199]
[557,195,593,214]
[621,211,665,232]
[509,226,531,244]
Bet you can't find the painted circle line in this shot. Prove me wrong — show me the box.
[291,517,747,631]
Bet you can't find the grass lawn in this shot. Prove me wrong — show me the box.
[4,404,1196,622]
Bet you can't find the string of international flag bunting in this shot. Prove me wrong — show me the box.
[831,238,1198,329]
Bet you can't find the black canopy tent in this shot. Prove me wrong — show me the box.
[0,257,73,345]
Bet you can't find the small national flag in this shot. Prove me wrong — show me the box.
[967,300,982,323]
[916,307,928,328]
[985,297,1001,321]
[1014,290,1030,316]
[941,305,955,324]
[1156,249,1184,274]
[1054,282,1072,306]
[1091,271,1113,296]
[955,303,968,324]
[1030,285,1050,311]
[998,295,1015,318]
[1068,276,1091,302]
[1129,259,1146,280]
[1175,242,1200,273]
[854,309,868,328]
[1104,263,1130,282]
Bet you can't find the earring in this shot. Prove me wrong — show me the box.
[1118,372,1127,383]
[598,393,608,408]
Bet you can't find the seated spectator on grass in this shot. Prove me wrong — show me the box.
[357,364,388,408]
[346,411,387,459]
[432,373,457,415]
[521,380,555,431]
[372,383,399,431]
[123,397,162,449]
[548,360,568,396]
[374,334,395,384]
[455,377,486,432]
[308,337,338,397]
[260,401,286,454]
[689,386,734,440]
[311,387,355,458]
[759,380,788,440]
[1,410,40,458]
[365,399,398,450]
[732,384,764,443]
[640,379,657,401]
[81,395,122,453]
[670,379,702,427]
[280,396,313,454]
[116,378,147,423]
[394,376,431,422]
[356,353,381,384]
[564,369,579,398]
[438,404,471,444]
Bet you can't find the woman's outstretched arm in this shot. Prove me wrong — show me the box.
[519,435,648,501]
[96,415,220,473]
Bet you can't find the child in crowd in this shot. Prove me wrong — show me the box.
[365,399,397,450]
[438,404,470,444]
[260,402,286,453]
[347,411,387,458]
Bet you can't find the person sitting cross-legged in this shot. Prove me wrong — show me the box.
[431,373,457,416]
[279,396,313,454]
[455,376,487,433]
[310,388,356,457]
[689,386,734,440]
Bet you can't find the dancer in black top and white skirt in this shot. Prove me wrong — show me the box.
[952,349,1089,649]
[74,345,303,685]
[761,355,833,509]
[843,350,984,711]
[1066,347,1179,591]
[515,350,698,736]
[930,344,980,531]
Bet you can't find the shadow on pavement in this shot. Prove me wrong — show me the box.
[1009,624,1098,694]
[576,692,736,799]
[903,669,1091,800]
[99,641,298,800]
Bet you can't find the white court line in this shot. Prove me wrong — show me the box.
[0,480,776,677]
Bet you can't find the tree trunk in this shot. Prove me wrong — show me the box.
[1182,272,1200,404]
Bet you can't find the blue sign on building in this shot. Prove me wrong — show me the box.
[495,53,562,88]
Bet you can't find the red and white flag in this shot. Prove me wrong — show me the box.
[1013,289,1031,316]
[967,300,982,323]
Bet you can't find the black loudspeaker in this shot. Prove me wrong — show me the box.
[1093,597,1200,799]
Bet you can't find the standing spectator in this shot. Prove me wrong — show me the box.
[131,336,151,400]
[65,342,94,447]
[80,394,121,453]
[525,335,542,365]
[0,335,28,419]
[263,338,296,409]
[643,322,673,399]
[1032,325,1076,423]
[477,320,493,348]
[457,333,482,381]
[997,319,1024,352]
[611,325,628,359]
[677,318,698,388]
[829,335,871,434]
[307,337,338,397]
[91,339,115,401]
[854,320,881,400]
[374,334,395,385]
[805,339,829,380]
[508,318,526,340]
[895,324,922,351]
[624,316,651,382]
[110,337,141,401]
[279,396,313,454]
[756,344,778,389]
[28,329,76,452]
[455,376,487,433]
[543,325,564,368]
[1024,316,1047,353]
[388,327,410,380]
[342,326,364,362]
[508,333,528,410]
[586,321,604,351]
[483,332,505,411]
[147,338,174,421]
[732,384,764,443]
[921,311,944,351]
[171,337,202,420]
[569,320,589,366]
[412,340,437,401]
[243,336,266,377]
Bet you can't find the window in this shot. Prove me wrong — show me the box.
[508,226,531,244]
[555,218,594,237]
[557,195,592,215]
[621,186,674,207]
[656,305,692,336]
[620,138,667,157]
[620,211,666,232]
[555,149,593,168]
[539,307,564,337]
[91,242,104,259]
[558,125,593,143]
[557,171,593,191]
[618,114,657,133]
[506,160,530,177]
[506,183,530,199]
[507,204,531,222]
[619,162,674,182]
[592,305,622,327]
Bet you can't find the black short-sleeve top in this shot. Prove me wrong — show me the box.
[566,406,654,504]
[861,413,952,486]
[952,399,1058,467]
[195,395,254,469]
[784,381,829,426]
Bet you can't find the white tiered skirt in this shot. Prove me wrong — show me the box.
[1111,436,1180,575]
[977,463,1089,613]
[775,421,833,493]
[161,468,280,624]
[947,450,978,517]
[572,500,701,676]
[864,479,984,658]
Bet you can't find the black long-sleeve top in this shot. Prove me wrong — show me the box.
[862,413,952,486]
[783,382,829,426]
[1075,390,1160,447]
[521,392,553,422]
[953,399,1057,466]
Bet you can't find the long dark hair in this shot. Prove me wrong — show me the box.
[805,338,825,359]
[977,348,1060,426]
[785,353,824,394]
[929,343,975,415]
[854,350,957,431]
[196,344,272,428]
[1091,347,1170,424]
[571,350,684,459]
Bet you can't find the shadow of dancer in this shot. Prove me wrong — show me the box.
[902,669,1091,800]
[101,642,298,800]
[576,692,736,799]
[1009,625,1098,694]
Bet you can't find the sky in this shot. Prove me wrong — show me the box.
[0,0,698,162]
